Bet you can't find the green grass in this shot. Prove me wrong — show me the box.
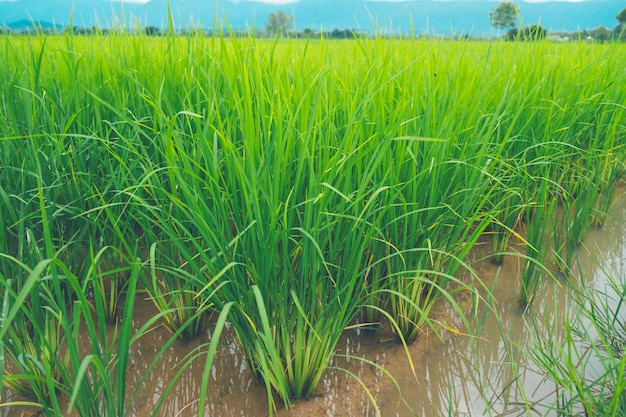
[1,30,625,416]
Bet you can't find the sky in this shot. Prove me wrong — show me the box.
[1,0,622,35]
[0,0,606,3]
[106,0,595,2]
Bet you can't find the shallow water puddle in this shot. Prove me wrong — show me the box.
[2,190,624,417]
[379,190,626,417]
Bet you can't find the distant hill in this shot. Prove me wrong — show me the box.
[0,0,622,36]
[2,19,59,32]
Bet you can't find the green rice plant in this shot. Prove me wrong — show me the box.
[0,241,231,417]
[0,128,228,417]
[387,270,436,344]
[0,256,73,416]
[519,184,558,307]
[381,248,482,345]
[58,247,231,417]
[357,129,497,342]
[488,159,526,266]
[220,212,383,408]
[552,162,601,275]
[113,34,397,410]
[2,307,69,406]
[144,242,207,341]
[63,251,206,417]
[0,180,89,414]
[0,276,35,409]
[213,154,397,407]
[85,245,130,325]
[372,158,496,344]
[343,39,510,342]
[590,155,625,228]
[64,257,143,417]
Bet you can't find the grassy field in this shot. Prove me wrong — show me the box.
[1,31,625,416]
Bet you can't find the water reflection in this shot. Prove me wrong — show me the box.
[128,318,268,417]
[383,270,571,417]
[377,189,626,417]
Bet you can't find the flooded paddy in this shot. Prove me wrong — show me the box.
[5,191,622,417]
[2,35,625,417]
[143,188,625,417]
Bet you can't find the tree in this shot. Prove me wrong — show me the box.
[587,26,612,42]
[265,10,292,37]
[144,26,160,36]
[490,2,519,32]
[616,7,626,26]
[614,7,626,41]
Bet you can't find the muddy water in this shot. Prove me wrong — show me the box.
[2,188,625,417]
[379,190,626,417]
[121,187,626,417]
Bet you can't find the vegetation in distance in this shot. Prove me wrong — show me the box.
[0,23,625,417]
[2,5,626,42]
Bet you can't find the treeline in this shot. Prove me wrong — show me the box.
[2,24,625,42]
[137,26,370,39]
[0,25,368,39]
[503,23,626,42]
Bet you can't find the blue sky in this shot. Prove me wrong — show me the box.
[1,0,622,35]
[0,0,610,4]
[112,0,592,2]
[66,0,605,2]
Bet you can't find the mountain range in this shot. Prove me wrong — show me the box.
[1,0,623,36]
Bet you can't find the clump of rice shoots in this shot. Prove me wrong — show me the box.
[211,139,396,407]
[2,306,69,404]
[488,159,527,265]
[372,140,495,344]
[552,159,601,275]
[591,155,624,227]
[519,186,557,307]
[0,255,74,415]
[144,242,208,341]
[86,246,130,325]
[382,248,478,345]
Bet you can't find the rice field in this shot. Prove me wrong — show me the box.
[1,30,625,417]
